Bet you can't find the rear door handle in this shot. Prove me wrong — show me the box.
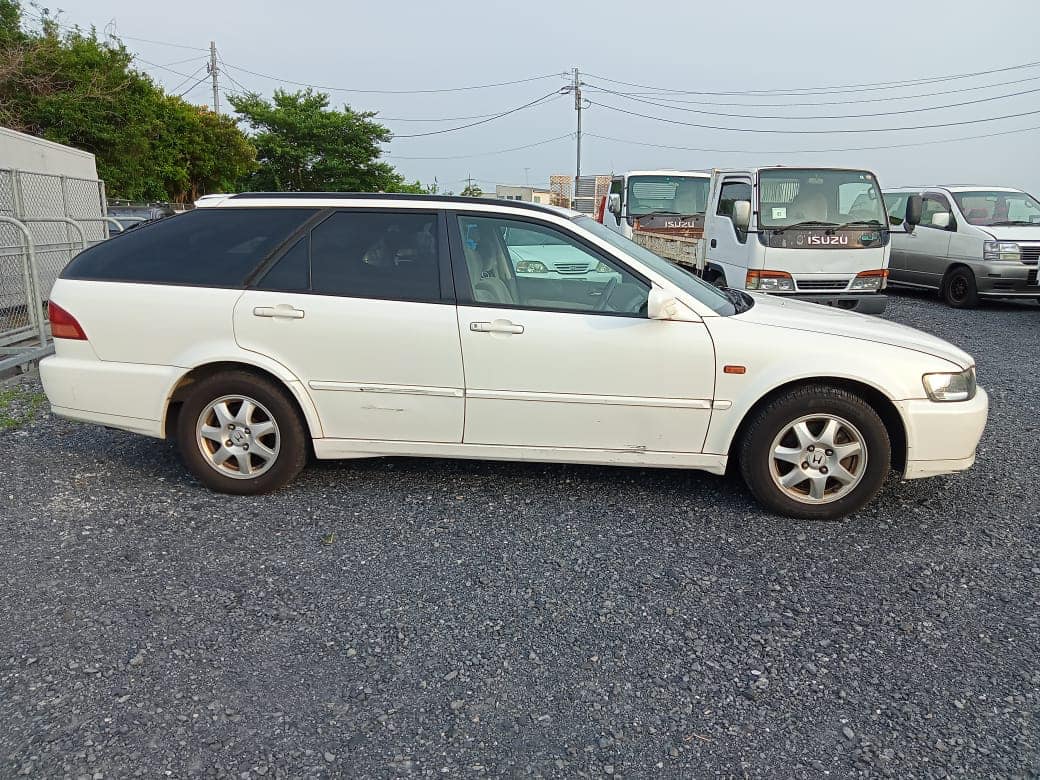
[253,304,305,319]
[470,320,524,334]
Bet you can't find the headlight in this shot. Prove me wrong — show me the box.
[983,241,1021,262]
[922,367,977,402]
[515,260,548,273]
[746,269,794,291]
[850,269,888,291]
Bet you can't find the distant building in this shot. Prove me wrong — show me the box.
[493,185,553,205]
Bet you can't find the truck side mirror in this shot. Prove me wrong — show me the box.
[607,193,622,225]
[904,195,922,229]
[732,200,751,232]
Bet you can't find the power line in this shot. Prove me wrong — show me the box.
[112,33,208,51]
[582,59,1040,97]
[220,62,567,94]
[587,98,1040,134]
[583,81,1040,121]
[177,75,211,98]
[168,64,208,95]
[583,124,1040,154]
[391,92,562,138]
[386,133,573,160]
[585,73,1040,108]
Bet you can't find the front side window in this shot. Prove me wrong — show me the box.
[717,180,752,243]
[951,190,1040,226]
[63,208,318,286]
[456,215,649,315]
[259,211,440,301]
[920,196,953,230]
[758,169,886,228]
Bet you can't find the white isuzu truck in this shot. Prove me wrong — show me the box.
[600,166,917,315]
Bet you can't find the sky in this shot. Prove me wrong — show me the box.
[49,0,1040,197]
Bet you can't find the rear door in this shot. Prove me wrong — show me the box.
[449,211,716,453]
[234,209,465,442]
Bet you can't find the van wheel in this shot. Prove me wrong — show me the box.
[942,267,978,308]
[738,385,890,520]
[176,370,308,495]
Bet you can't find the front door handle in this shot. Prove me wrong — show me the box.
[470,320,524,335]
[254,304,305,320]
[710,238,717,248]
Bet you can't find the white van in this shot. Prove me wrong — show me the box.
[883,186,1040,308]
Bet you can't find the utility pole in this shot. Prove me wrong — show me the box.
[572,67,582,186]
[208,41,220,114]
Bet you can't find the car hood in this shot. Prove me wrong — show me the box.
[976,225,1040,241]
[731,294,973,369]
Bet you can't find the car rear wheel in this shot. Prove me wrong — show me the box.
[738,385,891,520]
[176,370,308,495]
[942,267,978,309]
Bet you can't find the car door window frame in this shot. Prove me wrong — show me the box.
[248,207,455,303]
[445,210,652,318]
[919,192,958,232]
[716,178,753,244]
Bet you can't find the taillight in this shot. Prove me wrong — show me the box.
[48,302,87,340]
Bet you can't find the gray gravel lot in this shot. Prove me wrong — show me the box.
[1,292,1038,779]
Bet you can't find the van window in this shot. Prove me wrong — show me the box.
[884,192,910,226]
[62,208,318,286]
[309,211,440,301]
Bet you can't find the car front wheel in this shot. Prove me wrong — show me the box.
[738,385,891,520]
[176,370,308,495]
[942,267,978,308]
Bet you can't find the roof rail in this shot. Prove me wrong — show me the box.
[229,191,565,214]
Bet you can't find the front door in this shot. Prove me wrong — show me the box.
[449,212,716,453]
[705,178,753,287]
[903,194,955,287]
[234,209,465,442]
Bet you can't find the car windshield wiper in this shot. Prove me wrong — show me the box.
[634,209,683,217]
[835,219,884,229]
[770,220,838,234]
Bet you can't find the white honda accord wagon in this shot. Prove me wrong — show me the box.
[40,194,988,520]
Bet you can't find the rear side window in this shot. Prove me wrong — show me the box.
[62,208,317,286]
[259,211,440,301]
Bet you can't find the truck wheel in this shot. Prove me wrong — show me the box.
[942,267,978,308]
[738,385,891,520]
[704,268,727,289]
[176,370,308,495]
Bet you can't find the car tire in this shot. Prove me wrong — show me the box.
[738,385,891,520]
[942,267,979,309]
[176,370,308,495]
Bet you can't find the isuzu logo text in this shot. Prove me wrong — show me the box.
[798,234,849,246]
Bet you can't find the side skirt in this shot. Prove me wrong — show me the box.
[312,438,728,474]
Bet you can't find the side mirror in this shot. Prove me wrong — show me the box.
[931,212,952,229]
[904,195,922,229]
[647,285,698,322]
[607,193,621,215]
[732,200,751,232]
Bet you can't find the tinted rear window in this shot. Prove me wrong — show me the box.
[63,208,318,286]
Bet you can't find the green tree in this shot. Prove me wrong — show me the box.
[229,88,409,192]
[460,182,484,197]
[0,2,254,201]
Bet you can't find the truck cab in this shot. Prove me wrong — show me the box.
[703,167,895,314]
[601,170,711,240]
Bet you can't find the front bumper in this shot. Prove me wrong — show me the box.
[782,292,888,315]
[896,387,988,480]
[976,264,1038,297]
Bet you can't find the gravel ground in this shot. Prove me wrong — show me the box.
[1,292,1038,779]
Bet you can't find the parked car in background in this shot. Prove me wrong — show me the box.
[884,186,1040,308]
[40,194,987,520]
[107,203,177,236]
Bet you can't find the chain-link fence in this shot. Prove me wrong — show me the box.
[0,168,108,371]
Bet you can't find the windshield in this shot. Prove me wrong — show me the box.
[951,190,1040,226]
[758,169,886,228]
[627,175,710,218]
[574,216,737,315]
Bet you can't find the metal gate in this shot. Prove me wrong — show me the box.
[0,168,110,372]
